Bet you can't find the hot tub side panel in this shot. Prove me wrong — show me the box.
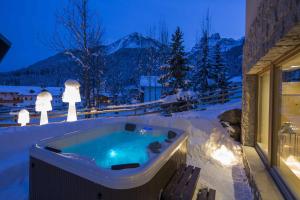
[29,140,187,200]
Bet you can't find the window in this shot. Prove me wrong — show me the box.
[257,70,270,156]
[276,54,300,199]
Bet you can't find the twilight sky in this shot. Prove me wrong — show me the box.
[0,0,245,72]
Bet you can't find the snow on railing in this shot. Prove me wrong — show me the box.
[0,84,242,127]
[106,99,163,109]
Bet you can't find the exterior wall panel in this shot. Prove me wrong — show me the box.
[242,0,300,146]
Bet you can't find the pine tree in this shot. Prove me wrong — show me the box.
[213,41,230,90]
[193,29,213,94]
[212,41,231,103]
[159,27,190,95]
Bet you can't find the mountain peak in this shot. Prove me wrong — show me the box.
[210,33,221,40]
[106,32,161,54]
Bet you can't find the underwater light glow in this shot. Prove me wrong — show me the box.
[109,150,117,158]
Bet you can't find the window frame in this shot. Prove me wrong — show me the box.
[255,66,273,166]
[254,47,300,200]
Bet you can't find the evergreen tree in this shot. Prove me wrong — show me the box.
[159,27,190,95]
[193,29,213,94]
[212,41,231,103]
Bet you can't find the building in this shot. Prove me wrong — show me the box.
[140,76,162,102]
[0,86,64,109]
[0,91,21,107]
[242,0,300,199]
[93,92,112,107]
[123,85,142,103]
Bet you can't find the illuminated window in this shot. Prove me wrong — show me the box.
[276,54,300,199]
[257,70,270,155]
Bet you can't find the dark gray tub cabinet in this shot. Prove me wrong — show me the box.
[29,140,187,200]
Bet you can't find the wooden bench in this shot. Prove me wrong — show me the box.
[197,188,216,200]
[162,165,201,200]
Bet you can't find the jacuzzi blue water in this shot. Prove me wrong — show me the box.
[62,130,167,168]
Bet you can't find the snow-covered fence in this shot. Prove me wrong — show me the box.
[0,85,242,127]
[0,100,164,127]
[196,85,242,109]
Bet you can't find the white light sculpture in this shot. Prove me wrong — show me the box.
[35,91,53,125]
[62,80,81,122]
[18,109,30,126]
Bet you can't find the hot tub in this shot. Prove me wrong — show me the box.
[29,121,188,200]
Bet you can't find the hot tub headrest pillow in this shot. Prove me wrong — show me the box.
[111,163,140,170]
[45,146,62,153]
[148,141,162,153]
[168,131,177,139]
[125,123,136,131]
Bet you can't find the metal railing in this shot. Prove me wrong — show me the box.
[0,84,242,127]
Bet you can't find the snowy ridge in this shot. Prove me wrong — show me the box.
[190,33,244,54]
[0,32,243,87]
[106,32,162,54]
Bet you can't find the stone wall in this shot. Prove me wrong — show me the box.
[242,75,257,146]
[242,0,300,146]
[244,0,300,74]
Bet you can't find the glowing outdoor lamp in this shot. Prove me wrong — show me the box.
[35,91,53,125]
[211,145,237,167]
[17,109,30,126]
[62,79,81,122]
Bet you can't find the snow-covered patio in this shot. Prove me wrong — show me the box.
[0,100,252,200]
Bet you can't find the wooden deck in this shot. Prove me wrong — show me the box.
[162,165,201,200]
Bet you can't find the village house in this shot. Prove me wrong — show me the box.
[242,0,300,199]
[0,90,21,107]
[140,76,162,102]
[0,86,64,109]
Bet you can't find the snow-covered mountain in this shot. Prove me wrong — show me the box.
[0,32,243,88]
[106,32,162,54]
[188,33,244,76]
[189,33,244,55]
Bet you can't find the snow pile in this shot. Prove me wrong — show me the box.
[184,124,241,168]
[204,129,241,167]
[162,89,197,103]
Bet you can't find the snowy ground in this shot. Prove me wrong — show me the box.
[0,100,252,200]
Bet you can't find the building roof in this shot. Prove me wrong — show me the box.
[140,76,162,87]
[0,85,63,96]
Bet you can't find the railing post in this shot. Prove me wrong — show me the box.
[222,91,225,104]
